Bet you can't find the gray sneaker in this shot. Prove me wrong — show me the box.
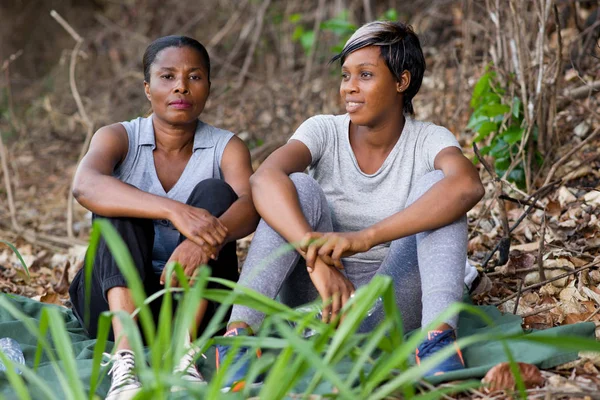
[104,350,141,400]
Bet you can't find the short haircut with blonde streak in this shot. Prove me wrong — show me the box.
[330,21,426,115]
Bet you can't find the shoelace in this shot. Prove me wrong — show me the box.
[102,351,138,389]
[176,349,204,380]
[418,330,456,357]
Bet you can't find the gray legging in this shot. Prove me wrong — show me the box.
[229,171,467,333]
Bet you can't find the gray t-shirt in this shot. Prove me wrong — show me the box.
[289,114,460,263]
[115,115,234,273]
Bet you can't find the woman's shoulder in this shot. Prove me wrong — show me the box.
[406,117,454,139]
[298,114,348,133]
[195,120,235,149]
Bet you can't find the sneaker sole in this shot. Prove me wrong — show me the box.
[220,381,263,393]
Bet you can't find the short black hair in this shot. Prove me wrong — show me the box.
[331,21,425,115]
[142,35,211,82]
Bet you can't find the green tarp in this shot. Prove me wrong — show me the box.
[0,293,595,399]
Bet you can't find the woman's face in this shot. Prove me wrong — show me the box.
[144,46,210,125]
[340,46,405,127]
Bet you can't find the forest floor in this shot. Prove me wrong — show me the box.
[1,1,599,398]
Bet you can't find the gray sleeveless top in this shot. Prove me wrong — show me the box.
[114,115,234,274]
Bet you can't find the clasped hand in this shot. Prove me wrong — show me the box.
[169,204,228,258]
[299,231,371,271]
[160,239,218,287]
[162,205,227,287]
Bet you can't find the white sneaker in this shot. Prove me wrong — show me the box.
[104,350,141,400]
[173,346,206,385]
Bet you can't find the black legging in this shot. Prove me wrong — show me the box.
[69,178,240,340]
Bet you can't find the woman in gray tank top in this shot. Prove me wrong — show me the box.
[215,21,485,391]
[68,36,258,399]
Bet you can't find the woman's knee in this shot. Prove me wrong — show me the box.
[187,179,238,214]
[289,173,323,205]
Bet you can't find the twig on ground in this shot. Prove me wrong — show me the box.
[234,0,271,89]
[519,304,558,318]
[418,380,456,400]
[482,181,559,272]
[51,10,94,239]
[474,143,511,267]
[499,194,543,210]
[543,127,600,187]
[513,279,523,314]
[493,258,600,306]
[0,128,20,231]
[584,306,600,323]
[537,211,547,281]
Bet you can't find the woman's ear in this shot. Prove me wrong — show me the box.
[396,71,411,93]
[144,81,151,101]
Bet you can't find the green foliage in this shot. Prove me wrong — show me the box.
[469,68,541,188]
[2,222,599,399]
[290,8,398,55]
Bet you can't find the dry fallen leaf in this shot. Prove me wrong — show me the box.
[481,362,544,393]
[39,291,63,306]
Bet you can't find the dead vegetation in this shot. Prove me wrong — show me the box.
[1,0,599,398]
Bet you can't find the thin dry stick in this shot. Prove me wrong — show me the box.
[519,304,558,318]
[493,258,600,306]
[207,3,246,50]
[301,0,326,85]
[0,128,21,231]
[537,210,547,281]
[543,127,600,186]
[1,50,24,132]
[51,10,94,239]
[234,0,271,89]
[474,143,510,265]
[512,279,523,314]
[584,306,600,323]
[362,0,373,22]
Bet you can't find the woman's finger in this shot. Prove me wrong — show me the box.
[331,244,346,269]
[339,291,352,326]
[317,239,336,260]
[199,231,218,247]
[321,296,332,324]
[306,242,320,271]
[330,292,341,326]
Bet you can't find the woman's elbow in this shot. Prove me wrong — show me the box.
[469,178,485,205]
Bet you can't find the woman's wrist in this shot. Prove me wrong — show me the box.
[361,227,377,250]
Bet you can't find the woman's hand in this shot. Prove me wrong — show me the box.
[300,231,373,271]
[160,239,214,287]
[168,204,228,257]
[309,258,355,324]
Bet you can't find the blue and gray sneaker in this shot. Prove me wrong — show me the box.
[215,328,263,392]
[415,329,465,377]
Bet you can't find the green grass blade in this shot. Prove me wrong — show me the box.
[88,313,112,400]
[46,308,87,400]
[0,240,30,278]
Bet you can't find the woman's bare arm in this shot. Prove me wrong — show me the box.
[218,136,260,242]
[249,139,313,245]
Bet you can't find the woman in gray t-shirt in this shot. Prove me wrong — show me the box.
[217,21,485,389]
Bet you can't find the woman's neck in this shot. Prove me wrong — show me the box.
[352,113,406,151]
[152,114,197,152]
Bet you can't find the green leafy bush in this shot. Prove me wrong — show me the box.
[469,68,541,188]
